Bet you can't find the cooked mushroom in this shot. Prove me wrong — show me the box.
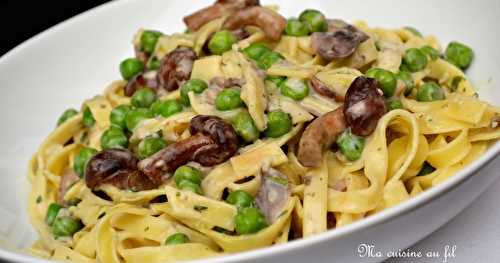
[85,149,157,191]
[157,47,197,92]
[184,0,260,32]
[297,76,386,167]
[223,6,286,41]
[297,107,347,167]
[309,76,345,102]
[189,115,239,165]
[124,71,159,96]
[311,19,369,61]
[343,76,386,136]
[58,168,80,205]
[255,167,291,224]
[139,115,238,181]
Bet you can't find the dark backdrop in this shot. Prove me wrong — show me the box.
[0,0,111,56]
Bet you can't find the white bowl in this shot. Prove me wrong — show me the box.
[0,0,498,262]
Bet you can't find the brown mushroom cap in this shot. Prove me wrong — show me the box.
[85,149,157,191]
[311,20,369,61]
[183,0,260,32]
[189,115,239,166]
[297,107,347,167]
[138,133,214,183]
[343,76,387,136]
[138,115,239,181]
[223,6,286,41]
[157,47,197,92]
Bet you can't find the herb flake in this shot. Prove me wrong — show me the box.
[193,205,208,212]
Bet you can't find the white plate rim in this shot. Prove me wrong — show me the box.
[0,0,499,262]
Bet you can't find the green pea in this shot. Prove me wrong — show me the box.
[73,147,98,177]
[285,19,310,37]
[126,108,153,131]
[387,99,403,111]
[178,180,203,195]
[242,43,271,61]
[131,88,157,108]
[180,79,208,106]
[147,57,161,70]
[57,109,78,126]
[257,51,283,70]
[417,82,445,102]
[226,190,254,210]
[140,30,163,54]
[265,110,292,138]
[52,216,83,238]
[404,26,422,37]
[235,207,267,235]
[420,45,440,60]
[395,71,414,96]
[215,89,243,111]
[232,111,259,143]
[336,128,365,161]
[119,58,144,81]
[165,233,190,245]
[110,105,132,129]
[138,136,166,159]
[151,99,183,117]
[101,127,129,150]
[445,41,474,70]
[174,165,203,186]
[403,48,428,72]
[280,78,309,100]
[265,75,287,88]
[298,9,328,32]
[45,203,62,226]
[417,162,436,176]
[208,30,238,55]
[82,106,95,128]
[365,68,396,97]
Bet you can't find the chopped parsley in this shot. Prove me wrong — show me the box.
[193,205,208,212]
[450,76,463,92]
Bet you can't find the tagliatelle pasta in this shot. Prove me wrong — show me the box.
[28,2,500,263]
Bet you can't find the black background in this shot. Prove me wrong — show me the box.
[0,0,111,56]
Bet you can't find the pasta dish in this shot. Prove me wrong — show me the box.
[28,1,500,262]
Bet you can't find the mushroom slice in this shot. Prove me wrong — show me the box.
[184,0,260,32]
[311,19,369,61]
[139,115,239,180]
[138,133,215,183]
[256,167,291,224]
[85,149,157,191]
[343,76,387,136]
[158,47,197,92]
[223,6,286,41]
[297,107,347,167]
